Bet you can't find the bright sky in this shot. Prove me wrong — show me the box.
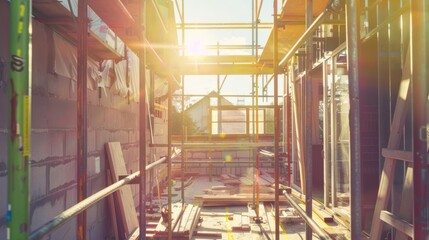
[174,0,284,106]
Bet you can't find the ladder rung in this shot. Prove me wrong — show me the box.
[380,210,413,238]
[382,148,413,163]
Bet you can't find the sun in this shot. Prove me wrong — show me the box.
[186,39,205,56]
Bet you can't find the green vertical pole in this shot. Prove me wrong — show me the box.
[7,0,32,239]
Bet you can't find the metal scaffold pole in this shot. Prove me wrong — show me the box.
[346,0,362,238]
[273,0,280,239]
[139,0,148,238]
[180,0,185,207]
[167,73,173,240]
[411,0,428,238]
[77,0,88,239]
[305,0,313,239]
[7,0,32,239]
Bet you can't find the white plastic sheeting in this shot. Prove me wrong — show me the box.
[53,32,99,90]
[53,32,139,100]
[51,0,139,100]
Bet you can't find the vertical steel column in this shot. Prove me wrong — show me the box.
[304,1,313,239]
[180,78,185,204]
[346,0,362,238]
[286,71,291,187]
[217,42,221,134]
[7,0,32,239]
[180,0,185,206]
[322,60,330,206]
[255,0,261,220]
[411,0,428,238]
[251,0,261,220]
[139,0,147,238]
[330,57,337,207]
[77,0,88,239]
[273,0,280,239]
[167,77,173,240]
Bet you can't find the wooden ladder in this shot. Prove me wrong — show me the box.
[370,48,414,239]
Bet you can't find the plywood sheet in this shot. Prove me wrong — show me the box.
[105,142,139,237]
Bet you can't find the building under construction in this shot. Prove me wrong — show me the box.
[0,0,428,239]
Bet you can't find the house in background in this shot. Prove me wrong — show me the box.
[184,91,234,134]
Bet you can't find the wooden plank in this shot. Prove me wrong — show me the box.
[381,148,413,163]
[183,205,199,233]
[105,142,139,237]
[186,206,201,239]
[193,231,222,238]
[155,202,183,233]
[127,228,139,240]
[200,212,233,217]
[232,214,243,231]
[396,165,413,240]
[194,193,288,203]
[370,47,411,240]
[175,204,193,233]
[313,203,334,223]
[106,170,119,240]
[380,210,413,238]
[291,73,306,192]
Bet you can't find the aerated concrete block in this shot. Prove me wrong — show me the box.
[31,132,50,162]
[32,95,49,129]
[49,131,64,157]
[30,195,65,231]
[48,160,76,191]
[96,129,111,151]
[48,75,72,100]
[88,130,96,153]
[64,130,77,157]
[30,165,47,201]
[47,99,76,129]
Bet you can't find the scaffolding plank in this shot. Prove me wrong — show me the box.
[33,0,122,61]
[87,0,135,28]
[105,142,139,237]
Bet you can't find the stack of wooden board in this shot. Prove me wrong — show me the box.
[194,173,287,206]
[153,203,201,239]
[105,142,139,239]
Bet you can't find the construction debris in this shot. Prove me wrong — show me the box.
[153,203,201,239]
[193,172,289,207]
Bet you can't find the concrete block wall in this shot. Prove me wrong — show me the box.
[183,149,273,177]
[0,5,149,239]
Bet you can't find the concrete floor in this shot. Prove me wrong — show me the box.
[168,176,312,240]
[147,175,350,239]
